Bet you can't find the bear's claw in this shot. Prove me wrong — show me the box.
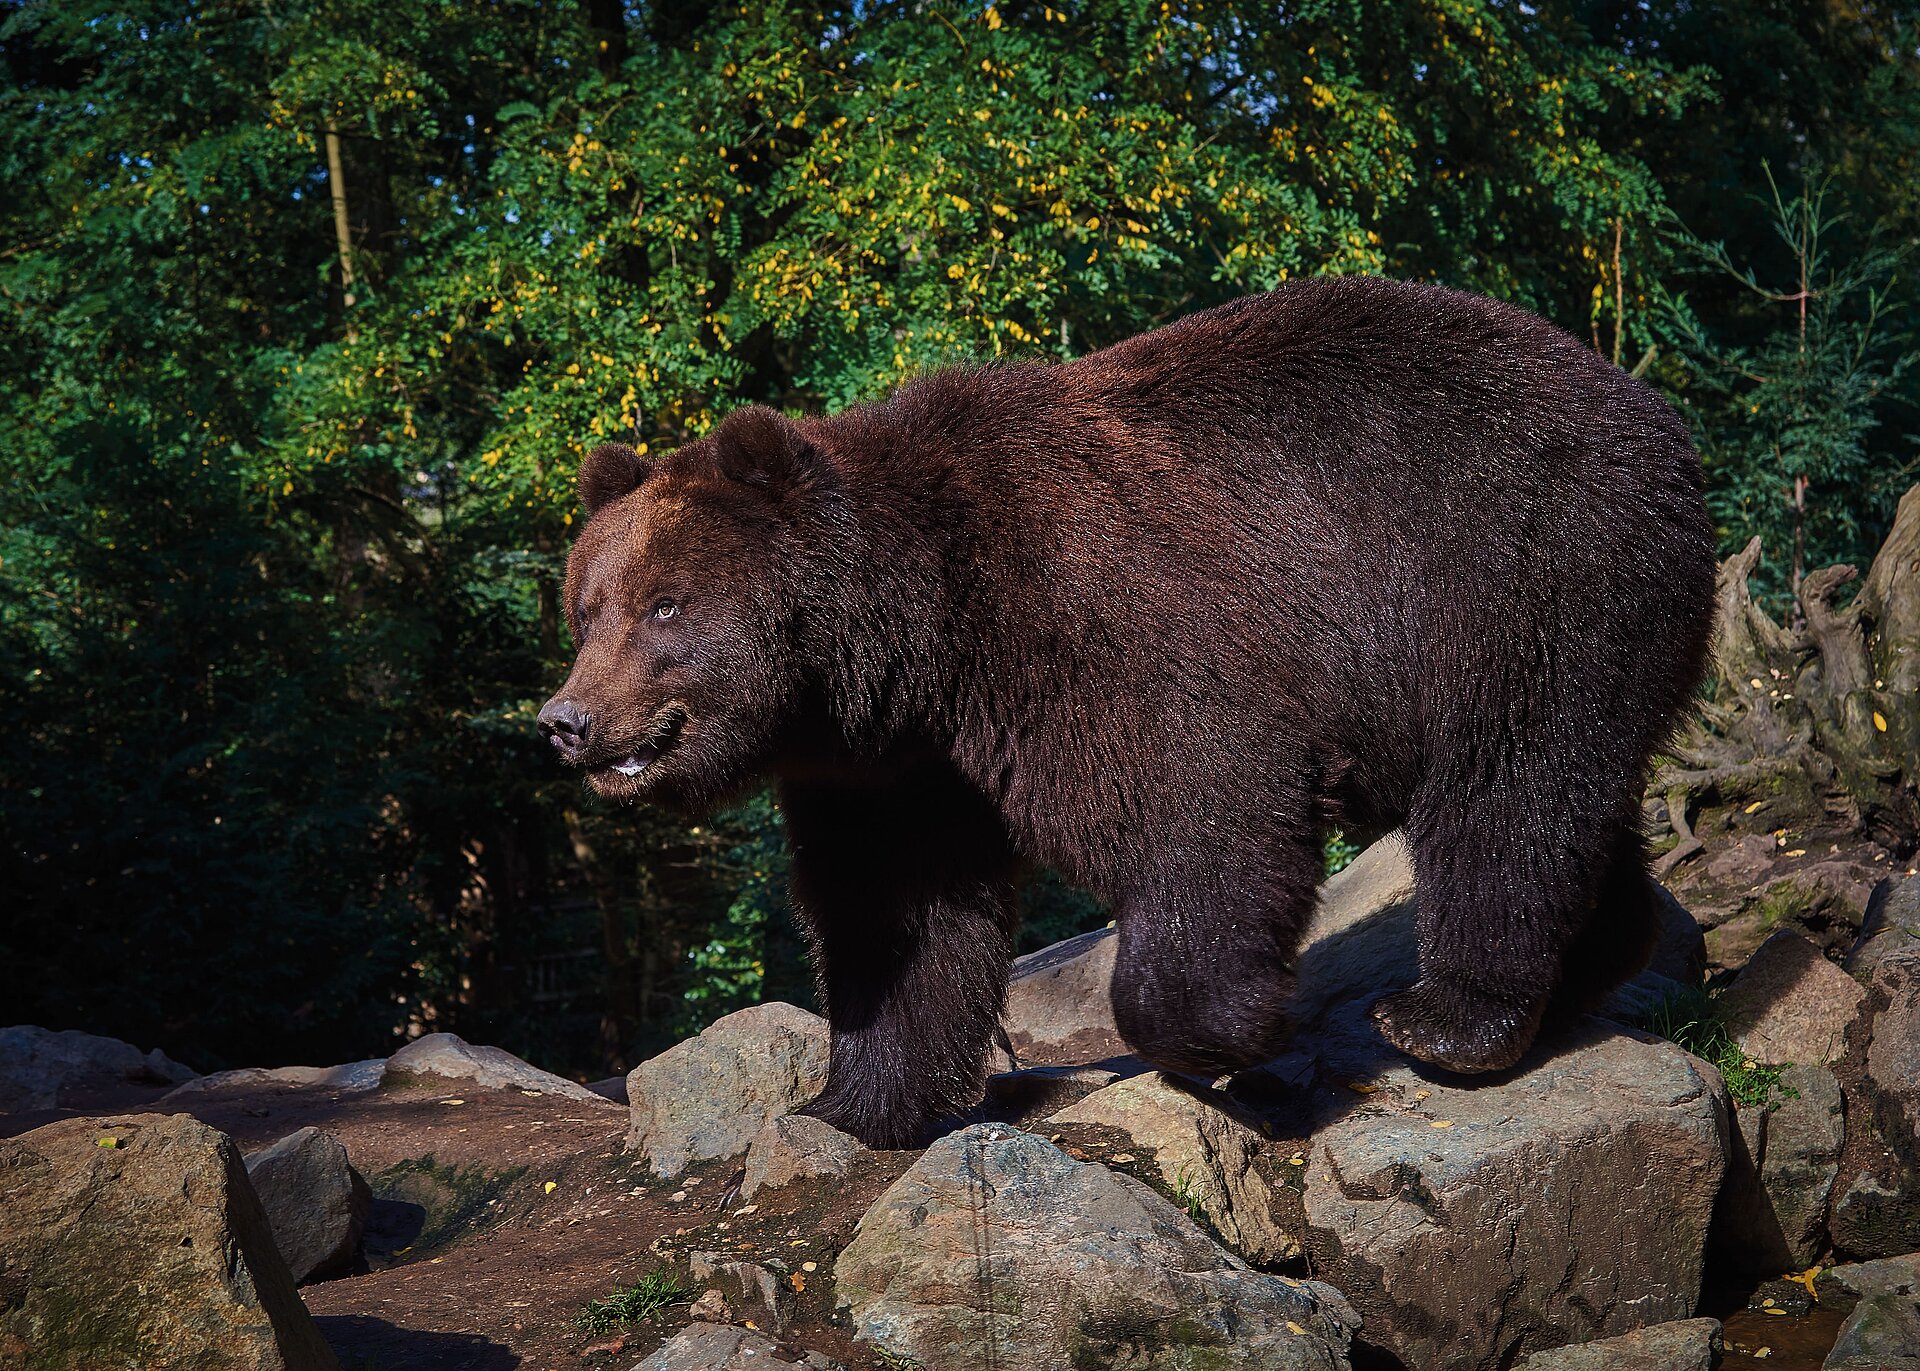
[1370,978,1545,1075]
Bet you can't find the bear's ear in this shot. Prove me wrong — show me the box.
[577,442,653,517]
[712,405,821,494]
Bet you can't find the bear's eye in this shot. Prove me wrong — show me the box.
[651,600,680,622]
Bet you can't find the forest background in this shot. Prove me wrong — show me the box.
[3,0,1916,1080]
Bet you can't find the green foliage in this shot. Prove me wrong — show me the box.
[1640,984,1797,1108]
[1,0,1915,1076]
[1655,167,1916,597]
[575,1270,686,1334]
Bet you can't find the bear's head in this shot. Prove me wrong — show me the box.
[538,405,829,810]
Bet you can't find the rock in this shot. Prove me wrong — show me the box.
[689,1253,791,1332]
[1865,954,1920,1167]
[985,1063,1125,1117]
[740,1112,865,1200]
[1241,999,1729,1371]
[1053,1071,1297,1263]
[0,1025,197,1111]
[686,1289,732,1323]
[626,1003,830,1179]
[0,1112,339,1369]
[1002,926,1125,1061]
[587,1074,630,1104]
[1518,1318,1723,1370]
[243,1126,371,1284]
[835,1123,1359,1371]
[1717,931,1867,1065]
[162,1060,386,1102]
[630,1322,838,1370]
[1822,1253,1920,1370]
[1716,1064,1846,1272]
[386,1032,613,1105]
[1831,1167,1920,1260]
[1846,875,1920,976]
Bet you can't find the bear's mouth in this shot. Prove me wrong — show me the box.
[597,704,687,781]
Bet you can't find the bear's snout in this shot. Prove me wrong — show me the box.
[537,697,592,762]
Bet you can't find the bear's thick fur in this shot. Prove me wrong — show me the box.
[542,278,1717,1148]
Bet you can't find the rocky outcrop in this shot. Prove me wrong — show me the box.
[386,1032,613,1105]
[0,1112,339,1370]
[631,1322,839,1370]
[1716,1064,1846,1272]
[740,1113,866,1200]
[1717,931,1867,1065]
[1517,1318,1722,1370]
[836,1123,1359,1371]
[244,1126,371,1284]
[626,1003,830,1178]
[0,1025,196,1111]
[1053,1071,1297,1263]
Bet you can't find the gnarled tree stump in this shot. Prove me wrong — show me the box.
[1654,483,1919,867]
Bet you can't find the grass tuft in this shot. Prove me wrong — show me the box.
[575,1269,686,1334]
[1640,984,1797,1108]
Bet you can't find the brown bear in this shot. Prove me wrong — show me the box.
[540,277,1717,1149]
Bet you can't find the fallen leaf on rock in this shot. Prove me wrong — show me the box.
[1430,1120,1455,1129]
[95,1137,118,1148]
[1285,1321,1306,1335]
[543,1181,557,1194]
[439,1098,465,1106]
[1347,1081,1379,1094]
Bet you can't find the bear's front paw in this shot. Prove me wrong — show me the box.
[1370,978,1545,1074]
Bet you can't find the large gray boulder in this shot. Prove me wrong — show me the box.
[0,1112,339,1369]
[244,1126,371,1284]
[386,1031,613,1105]
[836,1123,1358,1371]
[626,1003,830,1178]
[1253,1002,1730,1371]
[0,1025,196,1111]
[1865,953,1920,1167]
[1715,1064,1846,1272]
[1822,1252,1920,1370]
[1052,1070,1297,1263]
[1518,1318,1722,1370]
[1717,931,1867,1066]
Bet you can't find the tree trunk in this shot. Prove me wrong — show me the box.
[323,124,357,337]
[1653,482,1920,864]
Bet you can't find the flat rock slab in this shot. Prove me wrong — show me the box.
[386,1032,613,1105]
[836,1123,1358,1371]
[1718,931,1866,1066]
[164,1060,386,1103]
[1242,1002,1730,1371]
[244,1126,371,1284]
[627,1002,830,1179]
[1822,1253,1920,1370]
[741,1112,866,1200]
[0,1112,338,1369]
[1518,1317,1722,1370]
[1002,926,1125,1062]
[629,1322,839,1370]
[0,1025,197,1111]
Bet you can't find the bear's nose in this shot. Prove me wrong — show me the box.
[537,698,592,761]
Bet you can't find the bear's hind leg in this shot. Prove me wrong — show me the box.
[1551,825,1661,1016]
[1375,779,1632,1074]
[1109,837,1322,1079]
